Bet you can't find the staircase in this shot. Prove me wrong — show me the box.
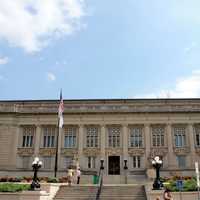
[53,185,98,200]
[53,185,147,200]
[100,185,147,200]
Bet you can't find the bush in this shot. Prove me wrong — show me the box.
[47,177,58,183]
[0,183,31,192]
[164,178,197,192]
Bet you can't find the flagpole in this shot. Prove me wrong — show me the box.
[54,90,64,178]
[54,118,60,177]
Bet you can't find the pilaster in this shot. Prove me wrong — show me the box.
[144,124,151,167]
[188,123,195,167]
[167,124,176,169]
[100,125,106,159]
[78,125,84,167]
[34,125,41,156]
[122,124,128,160]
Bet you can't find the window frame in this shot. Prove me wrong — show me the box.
[42,126,56,148]
[86,126,99,148]
[151,126,165,147]
[64,127,77,148]
[108,127,121,148]
[129,127,143,148]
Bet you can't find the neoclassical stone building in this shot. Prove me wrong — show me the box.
[0,99,200,180]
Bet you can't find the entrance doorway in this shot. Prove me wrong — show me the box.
[108,156,120,175]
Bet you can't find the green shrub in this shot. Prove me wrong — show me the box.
[47,177,58,183]
[164,178,197,192]
[0,183,31,192]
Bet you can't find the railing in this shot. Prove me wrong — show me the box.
[95,169,103,200]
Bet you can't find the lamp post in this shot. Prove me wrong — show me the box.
[31,157,42,190]
[152,156,162,190]
[124,159,128,184]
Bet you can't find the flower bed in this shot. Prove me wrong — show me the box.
[0,176,68,183]
[162,176,198,192]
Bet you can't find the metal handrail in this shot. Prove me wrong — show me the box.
[95,169,103,200]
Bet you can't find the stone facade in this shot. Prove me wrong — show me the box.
[0,99,200,178]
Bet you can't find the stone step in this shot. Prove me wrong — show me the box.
[53,185,147,200]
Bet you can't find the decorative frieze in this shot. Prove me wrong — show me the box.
[83,148,100,156]
[128,148,145,156]
[39,148,56,156]
[105,148,123,156]
[173,147,190,155]
[61,148,78,156]
[17,148,34,156]
[149,147,168,158]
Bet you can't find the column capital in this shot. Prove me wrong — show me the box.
[78,124,84,128]
[144,123,150,128]
[122,123,129,128]
[100,124,106,128]
[188,122,194,126]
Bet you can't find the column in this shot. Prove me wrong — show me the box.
[144,124,151,168]
[167,124,176,169]
[100,125,106,158]
[188,123,196,167]
[78,125,84,167]
[11,125,20,169]
[122,124,128,160]
[34,125,41,156]
[100,125,106,174]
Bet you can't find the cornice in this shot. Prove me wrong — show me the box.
[1,99,200,114]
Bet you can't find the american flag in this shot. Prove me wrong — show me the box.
[58,90,64,128]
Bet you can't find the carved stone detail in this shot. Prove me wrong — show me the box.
[195,148,200,155]
[149,147,168,159]
[128,148,145,156]
[83,148,100,156]
[173,147,190,155]
[17,148,34,156]
[39,148,56,156]
[61,148,78,156]
[105,148,123,156]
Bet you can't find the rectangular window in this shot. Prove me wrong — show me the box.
[86,127,98,147]
[174,127,186,147]
[65,156,73,169]
[64,127,76,148]
[152,126,165,147]
[43,127,56,148]
[195,126,200,147]
[43,156,51,169]
[22,127,34,147]
[177,156,186,168]
[88,156,96,169]
[108,127,120,147]
[22,156,30,169]
[130,127,143,147]
[133,156,141,168]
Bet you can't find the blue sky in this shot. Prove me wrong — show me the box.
[1,0,200,100]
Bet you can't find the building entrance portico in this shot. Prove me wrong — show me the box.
[108,156,120,175]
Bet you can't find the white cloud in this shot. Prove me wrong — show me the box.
[47,72,56,81]
[184,42,197,54]
[0,0,86,53]
[0,56,9,65]
[137,70,200,98]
